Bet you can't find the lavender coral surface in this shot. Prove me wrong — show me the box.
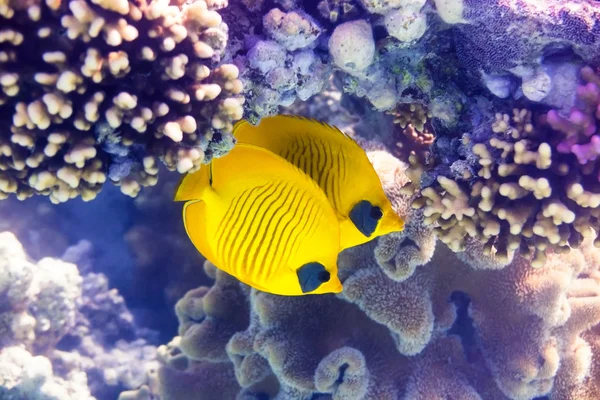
[0,232,160,400]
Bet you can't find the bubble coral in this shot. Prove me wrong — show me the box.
[0,0,244,203]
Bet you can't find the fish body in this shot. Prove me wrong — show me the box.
[233,115,405,249]
[174,143,343,296]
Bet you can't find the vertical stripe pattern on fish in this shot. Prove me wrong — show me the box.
[233,115,405,249]
[174,143,343,296]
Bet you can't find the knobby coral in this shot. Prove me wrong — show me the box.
[0,0,243,203]
[409,66,600,266]
[388,102,435,160]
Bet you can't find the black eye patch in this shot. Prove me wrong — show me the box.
[297,262,330,293]
[349,200,381,237]
[370,206,383,220]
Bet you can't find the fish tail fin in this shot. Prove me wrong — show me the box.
[173,163,216,202]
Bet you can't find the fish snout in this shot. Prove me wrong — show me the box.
[324,273,343,293]
[379,208,405,235]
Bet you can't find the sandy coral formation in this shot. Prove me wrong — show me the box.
[342,219,600,400]
[0,0,243,203]
[175,261,249,362]
[0,345,94,400]
[0,231,82,352]
[154,337,241,400]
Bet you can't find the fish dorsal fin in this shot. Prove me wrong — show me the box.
[232,114,365,156]
[224,142,328,199]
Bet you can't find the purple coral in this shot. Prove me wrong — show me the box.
[451,0,600,73]
[0,232,160,399]
[547,66,600,165]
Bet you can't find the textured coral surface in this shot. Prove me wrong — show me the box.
[0,0,243,202]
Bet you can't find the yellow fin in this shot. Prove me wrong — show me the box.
[182,199,218,265]
[233,114,362,155]
[173,163,219,203]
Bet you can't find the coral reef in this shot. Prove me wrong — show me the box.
[407,66,600,266]
[387,102,435,160]
[237,6,332,122]
[226,0,471,134]
[0,232,159,400]
[120,145,600,400]
[0,0,243,202]
[1,2,600,400]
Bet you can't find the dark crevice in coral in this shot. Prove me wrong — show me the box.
[336,362,349,384]
[56,334,82,352]
[447,291,478,363]
[398,237,420,251]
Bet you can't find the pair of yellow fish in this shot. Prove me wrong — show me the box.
[174,115,404,296]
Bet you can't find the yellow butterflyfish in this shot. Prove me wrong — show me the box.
[232,115,405,250]
[174,143,343,296]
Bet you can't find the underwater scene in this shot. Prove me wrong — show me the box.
[1,0,600,399]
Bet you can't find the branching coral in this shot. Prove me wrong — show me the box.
[388,102,435,160]
[409,66,600,266]
[0,0,243,202]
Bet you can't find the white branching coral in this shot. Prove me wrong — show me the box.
[0,0,244,202]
